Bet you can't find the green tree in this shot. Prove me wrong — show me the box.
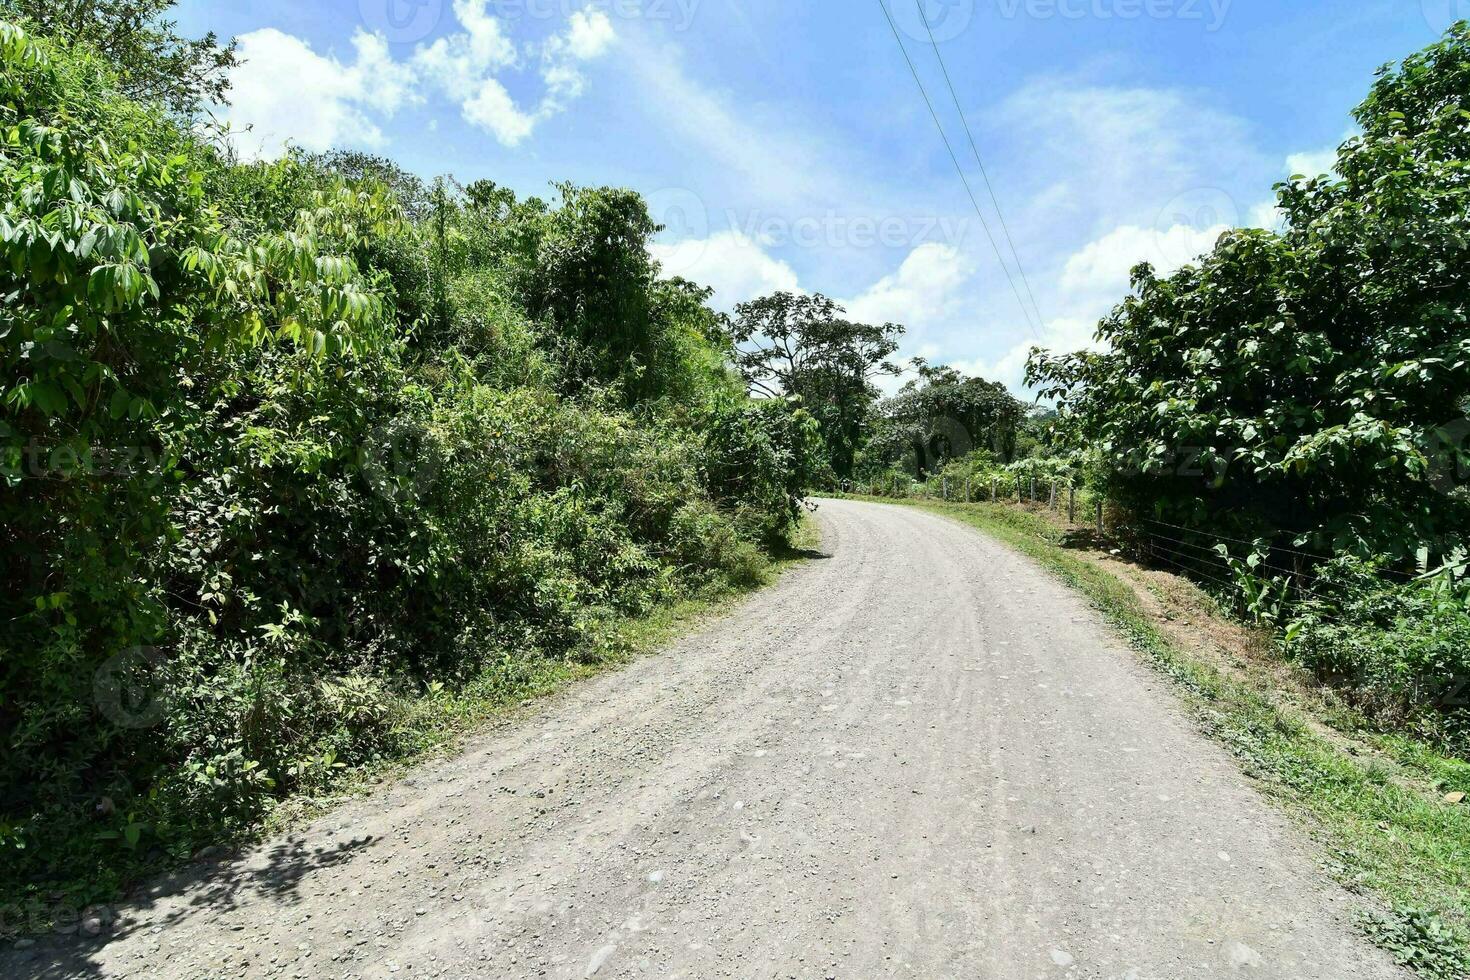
[0,0,236,115]
[870,360,1027,477]
[1028,22,1470,563]
[726,291,903,480]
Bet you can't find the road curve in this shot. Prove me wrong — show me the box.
[10,498,1403,980]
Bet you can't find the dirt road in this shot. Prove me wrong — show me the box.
[11,498,1404,979]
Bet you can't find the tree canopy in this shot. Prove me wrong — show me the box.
[1029,22,1470,563]
[726,291,903,479]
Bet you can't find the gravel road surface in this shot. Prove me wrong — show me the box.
[9,498,1404,979]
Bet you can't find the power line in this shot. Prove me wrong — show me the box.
[912,0,1045,333]
[873,0,1042,339]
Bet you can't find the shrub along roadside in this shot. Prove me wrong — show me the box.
[850,495,1470,978]
[0,21,823,918]
[0,522,815,938]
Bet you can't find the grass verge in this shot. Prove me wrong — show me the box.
[4,518,819,939]
[853,495,1470,979]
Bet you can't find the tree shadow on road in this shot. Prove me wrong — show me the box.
[3,832,376,979]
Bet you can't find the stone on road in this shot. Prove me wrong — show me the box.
[9,498,1404,979]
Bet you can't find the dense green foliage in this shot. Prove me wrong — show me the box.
[1027,24,1470,754]
[720,292,1028,489]
[865,359,1028,478]
[0,21,818,901]
[727,291,903,482]
[0,0,235,116]
[1030,24,1470,564]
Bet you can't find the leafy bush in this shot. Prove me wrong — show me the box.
[1289,562,1470,751]
[1029,22,1470,566]
[0,20,819,907]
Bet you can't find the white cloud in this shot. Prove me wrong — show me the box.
[619,37,839,206]
[1061,222,1228,294]
[461,78,537,146]
[537,9,616,116]
[649,231,800,308]
[223,28,419,161]
[844,243,974,328]
[962,315,1105,397]
[224,5,613,156]
[565,9,617,59]
[1247,199,1285,231]
[413,0,517,100]
[999,79,1266,232]
[1286,147,1338,178]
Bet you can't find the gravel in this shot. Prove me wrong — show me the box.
[5,498,1406,979]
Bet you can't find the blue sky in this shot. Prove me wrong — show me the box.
[176,0,1451,391]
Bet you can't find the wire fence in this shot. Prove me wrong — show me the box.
[845,475,1430,624]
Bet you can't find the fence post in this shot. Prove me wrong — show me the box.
[1068,484,1076,524]
[1095,499,1104,539]
[1048,482,1057,511]
[1016,474,1022,502]
[965,477,971,503]
[942,477,948,501]
[1029,477,1036,503]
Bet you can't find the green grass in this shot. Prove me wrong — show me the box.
[852,495,1470,978]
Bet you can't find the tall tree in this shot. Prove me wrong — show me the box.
[1028,22,1470,561]
[875,360,1027,477]
[0,0,236,115]
[726,292,903,480]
